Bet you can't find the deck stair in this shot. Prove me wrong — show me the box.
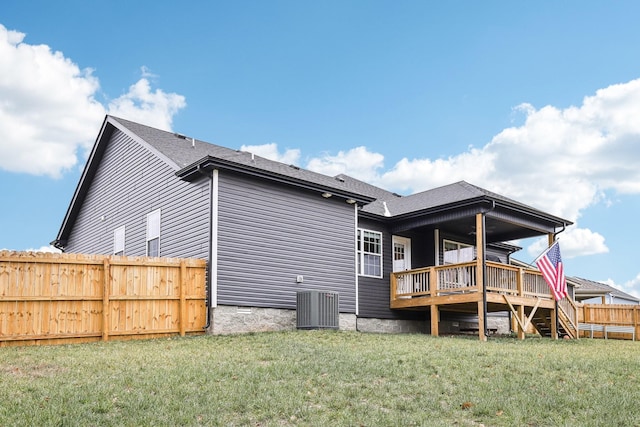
[531,309,574,338]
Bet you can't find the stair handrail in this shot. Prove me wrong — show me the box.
[558,295,579,337]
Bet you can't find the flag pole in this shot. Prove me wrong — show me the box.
[532,240,556,265]
[547,233,559,340]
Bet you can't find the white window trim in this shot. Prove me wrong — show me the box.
[146,209,161,257]
[113,225,125,256]
[357,228,383,278]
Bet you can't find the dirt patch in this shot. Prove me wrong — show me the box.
[1,363,67,378]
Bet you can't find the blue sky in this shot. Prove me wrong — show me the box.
[2,1,640,296]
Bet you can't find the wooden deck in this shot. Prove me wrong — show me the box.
[391,261,579,340]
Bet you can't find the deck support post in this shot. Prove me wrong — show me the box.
[516,269,525,339]
[430,305,439,336]
[476,213,487,341]
[477,300,487,341]
[517,305,526,340]
[551,305,559,339]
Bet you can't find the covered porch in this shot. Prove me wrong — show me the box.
[376,183,575,341]
[391,256,579,340]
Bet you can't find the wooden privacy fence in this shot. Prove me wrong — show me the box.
[577,303,640,340]
[0,251,207,347]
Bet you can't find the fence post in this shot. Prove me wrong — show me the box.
[635,306,639,342]
[102,258,110,342]
[179,260,187,337]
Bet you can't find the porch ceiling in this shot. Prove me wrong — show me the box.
[439,215,549,243]
[389,200,564,243]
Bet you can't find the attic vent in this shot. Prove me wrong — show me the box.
[289,164,300,170]
[335,175,345,182]
[174,133,188,139]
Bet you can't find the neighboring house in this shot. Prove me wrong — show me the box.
[571,277,640,305]
[53,116,574,336]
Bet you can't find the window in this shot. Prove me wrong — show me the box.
[146,209,161,257]
[443,240,474,264]
[113,226,125,256]
[357,229,382,277]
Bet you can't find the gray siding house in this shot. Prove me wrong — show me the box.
[571,277,640,305]
[54,116,573,336]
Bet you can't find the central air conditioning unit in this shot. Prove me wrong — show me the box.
[296,290,339,330]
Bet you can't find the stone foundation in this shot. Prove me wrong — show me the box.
[208,305,508,336]
[209,306,358,335]
[356,317,427,334]
[210,306,297,335]
[339,313,357,331]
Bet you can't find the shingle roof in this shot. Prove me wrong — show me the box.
[111,116,392,202]
[361,180,559,219]
[53,116,573,248]
[571,277,640,302]
[99,118,577,227]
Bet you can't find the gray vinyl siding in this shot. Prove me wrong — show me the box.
[216,171,356,312]
[65,129,210,259]
[356,218,423,320]
[404,228,435,268]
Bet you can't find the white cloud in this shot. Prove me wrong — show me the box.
[0,24,186,178]
[0,25,104,177]
[619,275,640,298]
[526,227,608,260]
[25,245,62,254]
[107,75,186,132]
[301,78,640,259]
[379,148,495,194]
[305,78,640,225]
[306,146,384,183]
[239,143,301,165]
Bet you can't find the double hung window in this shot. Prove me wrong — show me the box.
[357,229,382,278]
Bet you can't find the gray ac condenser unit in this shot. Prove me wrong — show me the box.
[296,290,339,329]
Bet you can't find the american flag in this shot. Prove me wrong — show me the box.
[535,241,567,301]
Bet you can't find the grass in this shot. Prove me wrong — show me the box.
[1,331,639,426]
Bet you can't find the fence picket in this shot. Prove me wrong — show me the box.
[0,251,207,347]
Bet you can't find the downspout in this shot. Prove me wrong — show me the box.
[197,164,213,330]
[553,222,567,240]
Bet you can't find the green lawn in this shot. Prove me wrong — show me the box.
[1,331,638,426]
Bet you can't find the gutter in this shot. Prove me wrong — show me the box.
[176,156,374,206]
